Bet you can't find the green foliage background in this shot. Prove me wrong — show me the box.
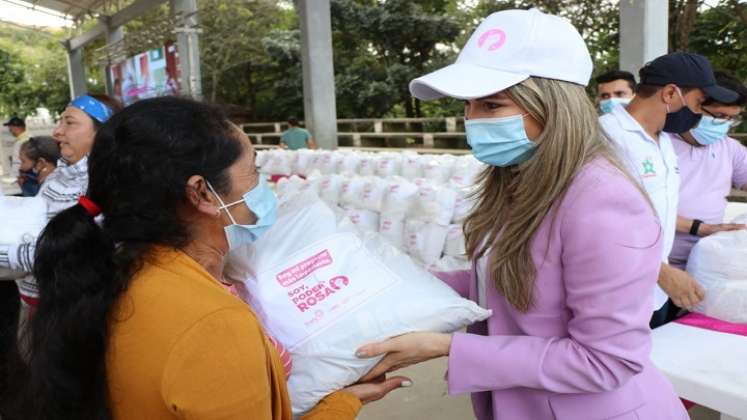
[1,0,745,128]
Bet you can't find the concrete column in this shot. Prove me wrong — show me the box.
[103,22,124,96]
[446,117,457,132]
[297,0,338,149]
[619,0,669,76]
[171,0,202,99]
[65,45,87,98]
[423,133,434,148]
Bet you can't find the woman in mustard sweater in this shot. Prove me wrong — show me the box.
[4,97,407,419]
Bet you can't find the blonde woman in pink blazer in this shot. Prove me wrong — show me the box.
[355,9,688,420]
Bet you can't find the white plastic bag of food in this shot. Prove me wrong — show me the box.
[339,177,366,207]
[262,150,294,176]
[303,152,325,176]
[317,175,344,206]
[405,219,449,266]
[443,224,466,257]
[421,154,455,184]
[357,153,377,176]
[409,182,458,226]
[381,177,418,218]
[317,151,342,175]
[359,177,388,212]
[275,176,307,201]
[400,151,422,179]
[295,150,316,176]
[378,214,406,250]
[337,151,361,176]
[376,152,402,177]
[450,154,485,188]
[687,213,747,323]
[344,206,380,232]
[452,186,478,223]
[255,151,269,169]
[225,192,490,415]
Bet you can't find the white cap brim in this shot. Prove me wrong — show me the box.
[409,62,530,100]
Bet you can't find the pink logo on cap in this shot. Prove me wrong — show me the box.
[478,28,506,51]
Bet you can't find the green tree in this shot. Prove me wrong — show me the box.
[0,22,70,116]
[330,0,461,118]
[688,1,747,80]
[257,28,304,120]
[198,0,284,104]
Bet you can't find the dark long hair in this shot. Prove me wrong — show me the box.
[4,97,243,419]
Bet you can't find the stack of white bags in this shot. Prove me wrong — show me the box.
[260,149,486,271]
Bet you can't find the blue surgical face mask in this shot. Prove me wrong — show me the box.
[465,114,537,167]
[207,176,277,250]
[690,115,731,145]
[599,97,631,114]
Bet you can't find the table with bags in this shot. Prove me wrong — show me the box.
[651,202,747,420]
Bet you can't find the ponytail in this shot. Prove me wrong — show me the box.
[7,204,119,419]
[3,96,242,419]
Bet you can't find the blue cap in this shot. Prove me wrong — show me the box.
[69,95,113,123]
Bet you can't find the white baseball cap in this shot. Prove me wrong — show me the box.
[409,9,593,100]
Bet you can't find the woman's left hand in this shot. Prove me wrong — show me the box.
[355,332,452,382]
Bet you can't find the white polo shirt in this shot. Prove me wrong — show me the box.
[600,104,679,311]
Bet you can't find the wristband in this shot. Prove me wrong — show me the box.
[690,219,704,236]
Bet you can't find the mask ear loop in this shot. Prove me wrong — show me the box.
[674,86,691,112]
[206,179,240,225]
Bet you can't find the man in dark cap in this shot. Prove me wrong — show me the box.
[599,52,739,328]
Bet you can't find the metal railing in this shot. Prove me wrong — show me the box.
[240,117,469,149]
[242,117,747,150]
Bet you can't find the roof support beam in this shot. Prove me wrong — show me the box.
[298,0,338,149]
[67,0,168,51]
[619,0,669,75]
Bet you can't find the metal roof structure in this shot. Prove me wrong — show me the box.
[8,0,117,21]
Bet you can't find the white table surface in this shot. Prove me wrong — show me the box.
[651,322,747,419]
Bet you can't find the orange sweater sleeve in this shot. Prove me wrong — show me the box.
[160,307,286,420]
[300,391,362,420]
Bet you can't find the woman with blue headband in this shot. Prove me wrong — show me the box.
[0,94,122,309]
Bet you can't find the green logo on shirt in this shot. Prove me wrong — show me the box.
[642,158,656,176]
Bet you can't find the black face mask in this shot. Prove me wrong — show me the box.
[663,103,702,134]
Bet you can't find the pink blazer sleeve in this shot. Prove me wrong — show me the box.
[446,174,663,394]
[431,270,471,299]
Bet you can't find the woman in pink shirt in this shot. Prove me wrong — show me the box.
[355,9,688,420]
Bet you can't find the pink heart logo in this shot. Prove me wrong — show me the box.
[478,28,507,51]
